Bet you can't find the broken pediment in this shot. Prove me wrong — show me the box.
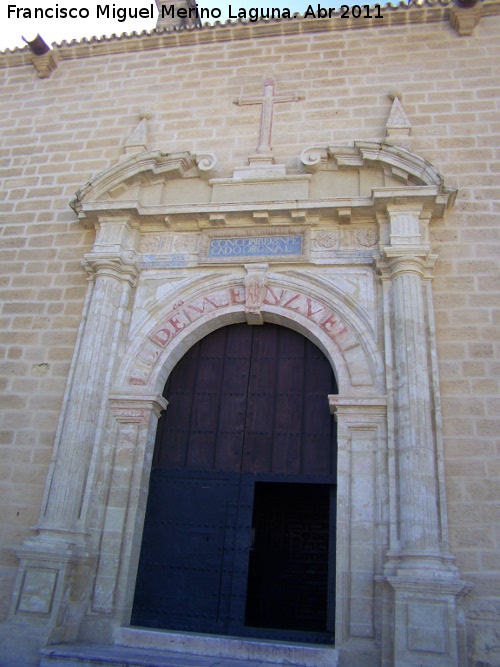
[300,141,443,187]
[71,141,455,229]
[71,150,217,224]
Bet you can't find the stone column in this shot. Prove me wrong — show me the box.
[38,217,140,535]
[376,203,469,667]
[388,254,441,558]
[8,216,140,645]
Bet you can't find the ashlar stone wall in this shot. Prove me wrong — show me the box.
[1,4,499,665]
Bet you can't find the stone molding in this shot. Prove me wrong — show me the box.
[82,253,141,286]
[70,150,218,226]
[329,395,388,416]
[299,142,447,188]
[108,393,168,420]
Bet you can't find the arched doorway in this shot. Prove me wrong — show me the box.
[131,322,338,643]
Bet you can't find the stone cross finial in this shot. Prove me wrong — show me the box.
[234,78,304,154]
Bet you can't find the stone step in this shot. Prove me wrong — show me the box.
[116,628,338,667]
[40,642,272,667]
[40,629,339,667]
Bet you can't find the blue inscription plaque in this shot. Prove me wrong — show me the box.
[208,235,303,259]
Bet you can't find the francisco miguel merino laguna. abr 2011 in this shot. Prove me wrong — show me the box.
[7,3,385,22]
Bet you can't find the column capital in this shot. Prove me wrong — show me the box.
[108,393,168,421]
[82,252,141,286]
[375,252,438,281]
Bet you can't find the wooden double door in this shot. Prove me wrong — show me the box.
[132,323,337,642]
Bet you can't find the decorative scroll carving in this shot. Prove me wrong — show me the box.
[299,146,328,173]
[195,152,217,176]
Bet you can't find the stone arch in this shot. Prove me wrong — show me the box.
[116,272,384,399]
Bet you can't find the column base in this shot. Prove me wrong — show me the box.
[7,530,95,648]
[382,572,471,667]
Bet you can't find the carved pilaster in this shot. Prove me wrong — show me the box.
[329,397,388,656]
[383,254,443,558]
[375,203,470,666]
[91,395,167,619]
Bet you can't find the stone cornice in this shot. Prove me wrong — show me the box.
[2,1,499,66]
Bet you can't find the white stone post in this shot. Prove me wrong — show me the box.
[376,203,469,667]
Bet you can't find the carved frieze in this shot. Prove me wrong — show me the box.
[140,233,199,269]
[311,226,379,261]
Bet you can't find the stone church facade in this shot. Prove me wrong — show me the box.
[0,1,499,665]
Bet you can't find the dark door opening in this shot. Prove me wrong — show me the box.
[131,323,338,643]
[245,482,335,635]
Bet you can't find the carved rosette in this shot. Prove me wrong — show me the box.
[173,234,199,253]
[140,235,161,254]
[356,228,379,248]
[315,230,339,250]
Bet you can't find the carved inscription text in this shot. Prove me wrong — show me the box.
[129,285,358,385]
